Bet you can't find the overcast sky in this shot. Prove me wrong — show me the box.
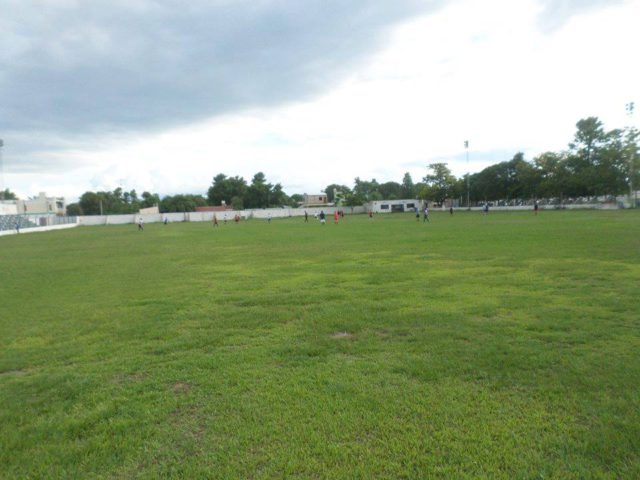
[1,0,639,201]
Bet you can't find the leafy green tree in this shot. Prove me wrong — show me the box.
[352,177,380,202]
[324,184,351,203]
[624,124,640,204]
[401,172,415,198]
[140,191,160,208]
[449,176,467,204]
[514,154,541,199]
[344,191,366,206]
[66,203,82,216]
[570,117,607,164]
[423,163,457,204]
[79,192,103,215]
[533,152,570,201]
[289,194,304,207]
[378,181,402,199]
[0,188,17,200]
[207,174,247,206]
[565,117,609,197]
[593,129,628,196]
[230,195,244,210]
[128,190,139,205]
[160,194,207,213]
[269,183,289,207]
[245,172,273,208]
[208,173,228,205]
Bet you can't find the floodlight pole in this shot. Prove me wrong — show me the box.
[465,140,470,209]
[0,139,4,201]
[626,102,635,208]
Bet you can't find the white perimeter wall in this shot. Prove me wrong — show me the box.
[0,222,79,237]
[78,206,367,226]
[11,203,621,232]
[0,202,18,215]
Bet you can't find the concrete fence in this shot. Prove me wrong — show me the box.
[0,202,626,236]
[77,206,367,226]
[456,203,622,212]
[0,222,80,237]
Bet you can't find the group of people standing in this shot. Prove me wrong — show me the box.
[415,205,430,223]
[304,209,344,225]
[135,201,543,232]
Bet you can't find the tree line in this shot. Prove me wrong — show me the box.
[10,115,636,216]
[324,117,638,206]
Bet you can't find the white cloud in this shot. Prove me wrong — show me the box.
[4,0,639,200]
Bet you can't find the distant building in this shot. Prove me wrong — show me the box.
[302,193,331,207]
[0,200,18,215]
[16,192,66,215]
[138,206,159,215]
[368,199,418,213]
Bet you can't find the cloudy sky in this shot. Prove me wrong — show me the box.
[1,0,639,201]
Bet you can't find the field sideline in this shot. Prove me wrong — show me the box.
[1,210,639,478]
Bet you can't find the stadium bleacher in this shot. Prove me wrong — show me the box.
[0,215,39,231]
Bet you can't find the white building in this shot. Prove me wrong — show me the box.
[138,205,160,215]
[302,193,331,207]
[16,192,66,215]
[368,199,420,213]
[0,200,18,215]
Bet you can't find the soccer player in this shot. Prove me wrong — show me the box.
[423,205,430,223]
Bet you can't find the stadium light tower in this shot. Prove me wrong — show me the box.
[626,102,636,208]
[0,139,4,201]
[464,140,470,209]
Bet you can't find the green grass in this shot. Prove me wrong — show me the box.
[1,210,639,479]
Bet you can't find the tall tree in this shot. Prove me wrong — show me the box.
[66,203,82,216]
[289,194,304,207]
[140,191,160,208]
[594,129,628,196]
[401,172,415,198]
[324,184,351,203]
[378,181,402,199]
[207,174,247,206]
[571,117,607,163]
[534,152,570,200]
[79,192,102,215]
[565,117,609,197]
[624,123,640,204]
[245,172,273,208]
[423,163,457,203]
[0,188,17,200]
[160,194,207,213]
[352,177,381,202]
[270,183,289,207]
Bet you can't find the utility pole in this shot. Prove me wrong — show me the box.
[465,140,470,209]
[0,139,4,201]
[626,102,636,208]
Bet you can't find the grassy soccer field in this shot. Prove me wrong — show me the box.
[1,210,639,479]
